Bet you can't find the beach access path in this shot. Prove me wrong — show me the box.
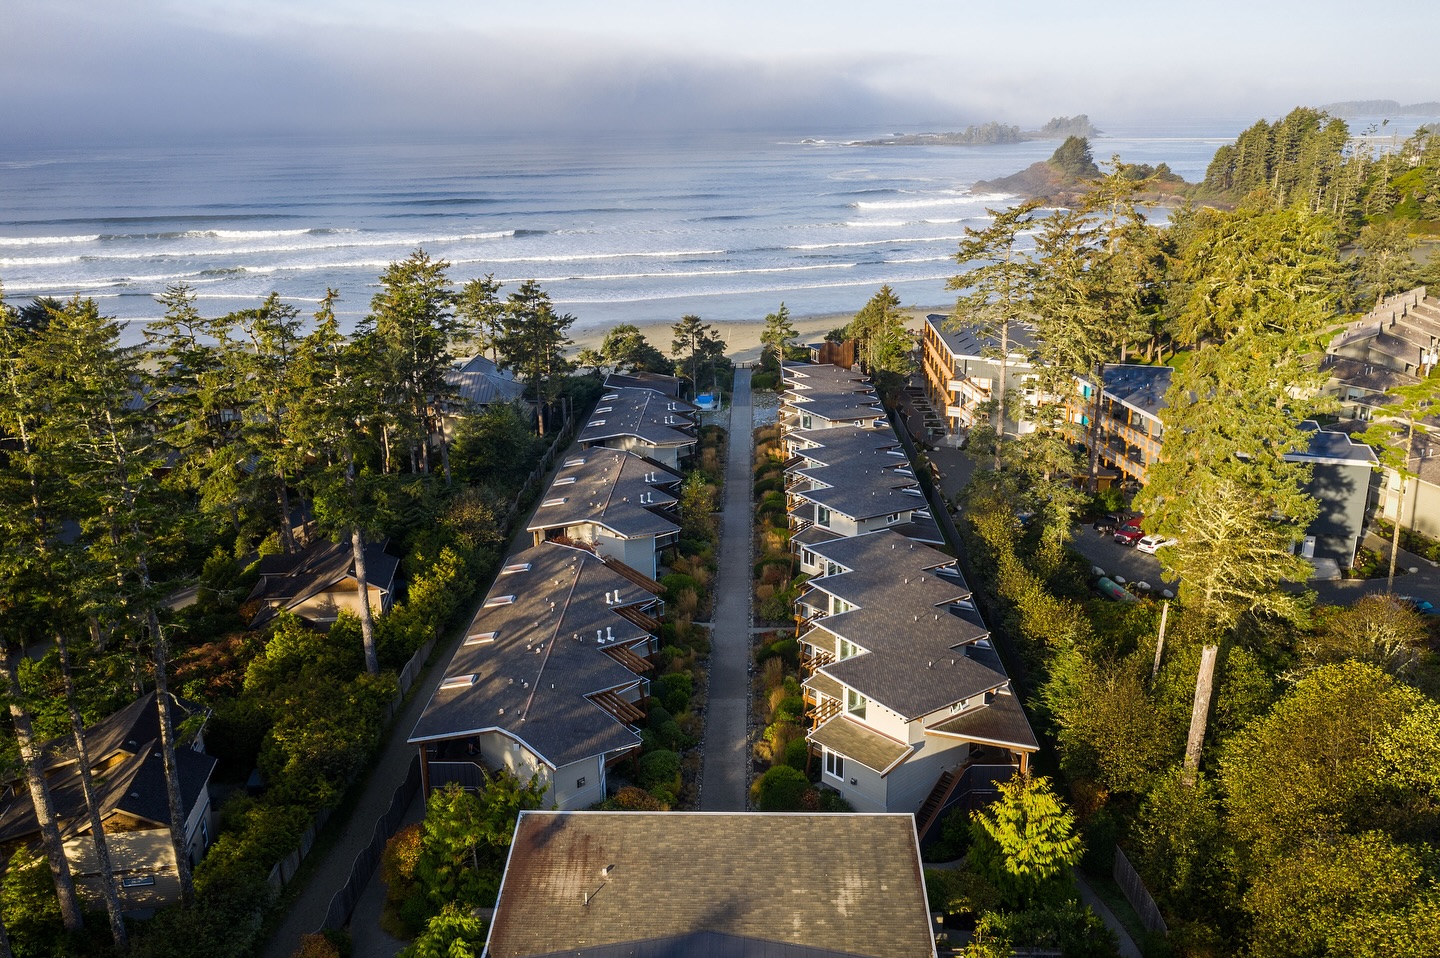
[699,366,754,811]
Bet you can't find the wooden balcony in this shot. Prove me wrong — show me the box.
[801,646,834,675]
[612,604,662,634]
[588,689,645,726]
[807,696,840,727]
[601,643,654,675]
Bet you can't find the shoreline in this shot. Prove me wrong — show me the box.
[568,305,947,365]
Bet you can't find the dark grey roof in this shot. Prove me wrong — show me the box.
[792,524,844,548]
[784,392,885,425]
[1100,364,1172,420]
[527,448,680,540]
[809,716,912,774]
[580,387,697,449]
[924,313,1037,360]
[1321,355,1422,393]
[0,693,216,843]
[408,543,659,768]
[781,363,873,391]
[926,687,1038,752]
[805,533,1001,719]
[446,355,527,407]
[1287,421,1379,466]
[246,538,399,627]
[604,371,684,398]
[486,812,936,958]
[797,479,924,523]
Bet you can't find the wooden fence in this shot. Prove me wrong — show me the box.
[320,756,423,931]
[1114,845,1168,936]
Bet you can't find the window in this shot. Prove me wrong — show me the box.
[595,406,612,413]
[825,750,844,780]
[817,506,831,527]
[501,563,532,574]
[588,419,606,427]
[483,595,515,608]
[465,631,499,646]
[200,817,209,848]
[553,477,577,485]
[950,699,968,714]
[541,497,567,507]
[801,414,813,430]
[887,513,900,524]
[838,638,859,660]
[801,548,816,566]
[122,875,156,888]
[826,561,840,577]
[846,689,866,719]
[441,674,478,690]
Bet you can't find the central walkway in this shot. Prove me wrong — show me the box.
[700,367,754,811]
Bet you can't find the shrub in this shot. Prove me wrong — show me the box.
[660,573,699,603]
[655,672,693,714]
[292,934,340,958]
[784,737,811,771]
[608,786,664,811]
[381,824,422,902]
[756,765,810,811]
[675,588,701,618]
[639,750,682,806]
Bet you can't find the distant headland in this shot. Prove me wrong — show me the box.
[851,115,1100,147]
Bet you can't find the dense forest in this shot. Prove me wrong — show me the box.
[941,118,1440,956]
[0,256,716,958]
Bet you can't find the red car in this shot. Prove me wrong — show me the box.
[1113,521,1145,546]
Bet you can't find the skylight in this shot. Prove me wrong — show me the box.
[483,595,516,608]
[564,457,586,467]
[554,477,576,485]
[541,498,567,507]
[465,631,498,646]
[501,563,532,574]
[440,674,478,690]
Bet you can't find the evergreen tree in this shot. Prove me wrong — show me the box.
[848,285,912,383]
[455,274,504,362]
[1361,370,1440,591]
[363,249,459,481]
[601,323,669,374]
[759,303,796,372]
[493,280,574,437]
[968,774,1084,908]
[288,291,386,675]
[947,200,1043,470]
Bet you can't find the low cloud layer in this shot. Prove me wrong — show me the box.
[7,0,1438,144]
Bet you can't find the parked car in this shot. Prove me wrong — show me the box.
[1136,535,1177,555]
[1114,526,1145,546]
[1093,512,1141,536]
[1397,595,1438,615]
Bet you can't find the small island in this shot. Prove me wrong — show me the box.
[969,135,1186,205]
[855,114,1100,147]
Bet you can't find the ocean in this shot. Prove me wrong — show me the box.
[0,122,1261,340]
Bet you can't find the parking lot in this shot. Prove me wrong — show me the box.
[1067,522,1180,596]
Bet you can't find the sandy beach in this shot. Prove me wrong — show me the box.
[567,305,947,365]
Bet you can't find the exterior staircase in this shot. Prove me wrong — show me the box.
[914,769,961,841]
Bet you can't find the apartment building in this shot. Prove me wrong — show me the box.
[778,362,1037,835]
[578,386,698,469]
[921,313,1040,437]
[408,541,664,811]
[526,448,681,579]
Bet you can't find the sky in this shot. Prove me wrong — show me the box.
[6,0,1439,143]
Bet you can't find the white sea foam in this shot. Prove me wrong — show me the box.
[0,255,82,267]
[852,193,974,210]
[185,229,314,240]
[0,234,100,246]
[521,263,856,284]
[789,235,965,251]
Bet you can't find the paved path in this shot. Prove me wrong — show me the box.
[700,367,754,811]
[1072,869,1143,958]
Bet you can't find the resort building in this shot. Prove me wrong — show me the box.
[577,386,698,470]
[245,537,399,630]
[444,354,528,414]
[485,811,936,958]
[1326,286,1440,381]
[407,541,664,811]
[785,426,943,550]
[779,362,886,432]
[776,361,1037,833]
[921,313,1041,437]
[795,531,1037,832]
[1066,363,1170,487]
[603,370,686,399]
[1066,364,1377,570]
[0,693,217,910]
[525,448,681,580]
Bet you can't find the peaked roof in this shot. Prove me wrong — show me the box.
[247,538,399,627]
[580,387,698,449]
[446,355,528,407]
[408,542,660,768]
[0,693,216,843]
[527,448,680,540]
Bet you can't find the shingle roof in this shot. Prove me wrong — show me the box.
[408,543,660,768]
[246,538,399,627]
[805,532,1001,719]
[0,693,216,843]
[1287,420,1379,466]
[1100,364,1172,420]
[486,812,936,958]
[580,387,697,449]
[926,687,1039,752]
[809,716,912,774]
[603,371,685,398]
[527,448,680,540]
